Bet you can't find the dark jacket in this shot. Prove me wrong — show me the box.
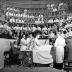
[65,36,72,61]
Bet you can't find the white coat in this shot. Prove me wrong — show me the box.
[54,35,66,63]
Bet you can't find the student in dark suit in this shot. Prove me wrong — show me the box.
[65,36,72,61]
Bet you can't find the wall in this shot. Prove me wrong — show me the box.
[0,0,68,8]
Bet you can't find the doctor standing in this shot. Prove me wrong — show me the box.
[54,32,66,69]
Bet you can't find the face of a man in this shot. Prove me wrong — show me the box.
[36,35,40,39]
[57,32,61,37]
[23,35,25,39]
[29,34,32,38]
[69,28,71,32]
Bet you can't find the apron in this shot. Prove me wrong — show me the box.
[55,46,64,63]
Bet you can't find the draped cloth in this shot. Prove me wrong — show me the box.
[33,38,53,64]
[0,38,11,69]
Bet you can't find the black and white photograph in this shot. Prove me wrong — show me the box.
[0,0,72,72]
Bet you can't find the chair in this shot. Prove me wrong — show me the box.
[4,51,10,67]
[64,60,72,72]
[4,48,20,67]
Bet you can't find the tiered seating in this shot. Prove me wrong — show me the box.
[5,2,68,24]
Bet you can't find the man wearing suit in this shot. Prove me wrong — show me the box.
[65,36,72,62]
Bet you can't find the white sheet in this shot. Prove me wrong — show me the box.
[33,45,53,64]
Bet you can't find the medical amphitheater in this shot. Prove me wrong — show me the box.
[0,0,72,72]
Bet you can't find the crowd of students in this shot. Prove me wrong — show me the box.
[0,16,72,69]
[5,2,68,24]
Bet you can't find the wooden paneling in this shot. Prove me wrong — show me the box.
[0,0,70,9]
[32,1,40,4]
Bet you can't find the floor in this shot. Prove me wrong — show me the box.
[0,66,67,72]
